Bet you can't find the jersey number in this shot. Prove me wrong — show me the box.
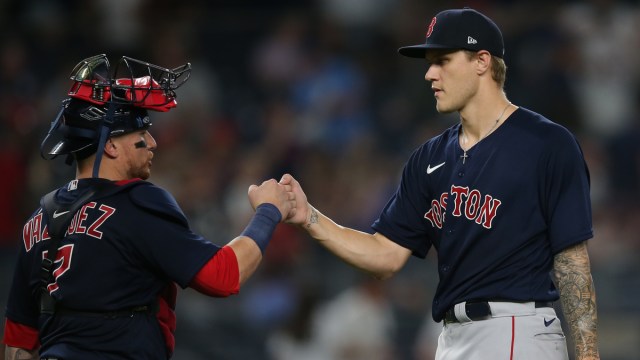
[42,244,74,293]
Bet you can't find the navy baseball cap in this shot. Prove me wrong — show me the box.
[398,8,504,59]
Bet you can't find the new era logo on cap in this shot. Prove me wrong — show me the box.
[398,8,505,59]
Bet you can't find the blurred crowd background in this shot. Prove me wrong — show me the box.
[1,0,639,359]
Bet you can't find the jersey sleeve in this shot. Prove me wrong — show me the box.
[128,183,220,288]
[2,318,40,350]
[189,245,240,297]
[542,129,593,254]
[4,244,40,331]
[372,149,433,258]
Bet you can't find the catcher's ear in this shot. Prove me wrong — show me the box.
[103,138,118,158]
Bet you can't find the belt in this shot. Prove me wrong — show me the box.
[54,304,156,319]
[443,301,553,324]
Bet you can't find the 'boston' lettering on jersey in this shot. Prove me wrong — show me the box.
[424,184,502,229]
[22,202,116,252]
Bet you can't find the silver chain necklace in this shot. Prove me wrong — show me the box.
[460,102,511,164]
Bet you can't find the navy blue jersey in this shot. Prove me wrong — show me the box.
[5,178,220,359]
[372,107,593,322]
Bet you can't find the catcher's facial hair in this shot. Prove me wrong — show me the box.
[134,140,147,149]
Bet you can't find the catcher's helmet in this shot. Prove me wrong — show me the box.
[43,98,152,160]
[40,54,190,173]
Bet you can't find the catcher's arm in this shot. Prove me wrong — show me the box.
[5,346,38,360]
[553,241,600,360]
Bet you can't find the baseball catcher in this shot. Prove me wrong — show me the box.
[2,54,295,360]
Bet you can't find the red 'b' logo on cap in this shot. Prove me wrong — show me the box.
[426,17,437,38]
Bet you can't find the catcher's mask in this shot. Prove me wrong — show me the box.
[40,54,191,176]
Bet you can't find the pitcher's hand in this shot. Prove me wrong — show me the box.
[278,174,309,225]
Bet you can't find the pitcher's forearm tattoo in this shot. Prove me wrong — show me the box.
[306,208,318,229]
[554,242,599,359]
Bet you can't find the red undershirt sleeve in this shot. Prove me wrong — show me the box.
[2,318,40,350]
[189,245,240,297]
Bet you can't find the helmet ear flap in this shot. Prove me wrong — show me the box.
[39,99,102,160]
[40,101,67,160]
